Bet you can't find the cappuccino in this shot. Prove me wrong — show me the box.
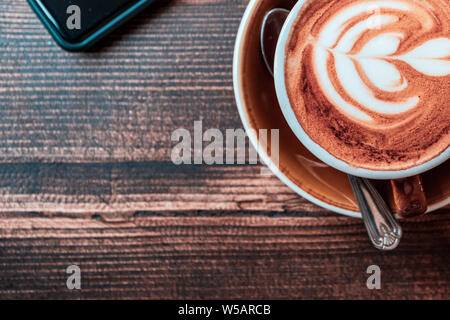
[284,0,449,170]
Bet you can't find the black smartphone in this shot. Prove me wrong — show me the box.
[27,0,155,51]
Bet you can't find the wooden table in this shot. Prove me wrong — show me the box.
[0,0,449,300]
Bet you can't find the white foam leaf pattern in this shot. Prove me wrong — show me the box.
[359,33,402,56]
[334,53,418,114]
[334,16,399,53]
[313,0,450,122]
[353,36,450,93]
[398,38,450,76]
[359,58,407,92]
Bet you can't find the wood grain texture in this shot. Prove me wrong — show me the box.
[0,0,244,162]
[0,0,449,300]
[0,214,449,299]
[0,163,324,215]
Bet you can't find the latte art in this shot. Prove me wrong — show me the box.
[314,0,449,123]
[285,0,450,170]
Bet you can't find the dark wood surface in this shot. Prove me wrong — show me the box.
[0,0,449,300]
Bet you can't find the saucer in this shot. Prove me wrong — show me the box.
[233,0,450,217]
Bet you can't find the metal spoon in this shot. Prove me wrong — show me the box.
[261,8,402,250]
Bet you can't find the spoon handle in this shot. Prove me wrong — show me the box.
[348,175,402,250]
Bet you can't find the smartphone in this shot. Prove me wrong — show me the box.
[27,0,155,51]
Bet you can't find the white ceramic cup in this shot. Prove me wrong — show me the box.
[273,0,450,180]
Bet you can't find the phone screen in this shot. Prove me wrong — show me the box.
[35,0,144,42]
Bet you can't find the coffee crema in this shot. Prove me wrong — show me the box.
[285,0,450,171]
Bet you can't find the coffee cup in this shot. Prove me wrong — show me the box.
[272,0,449,217]
[274,0,449,179]
[233,0,450,217]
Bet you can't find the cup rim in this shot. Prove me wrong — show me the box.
[233,0,450,217]
[273,0,450,180]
